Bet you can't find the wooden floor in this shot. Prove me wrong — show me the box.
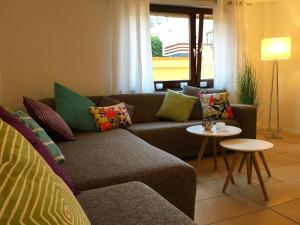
[187,132,300,225]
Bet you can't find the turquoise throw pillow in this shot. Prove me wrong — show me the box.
[54,82,96,131]
[156,89,197,122]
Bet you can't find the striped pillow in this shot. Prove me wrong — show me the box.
[23,97,75,141]
[0,119,90,224]
[14,111,65,164]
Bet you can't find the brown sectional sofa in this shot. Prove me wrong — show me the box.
[112,93,257,157]
[42,92,256,224]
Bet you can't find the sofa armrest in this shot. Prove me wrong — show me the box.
[231,104,257,139]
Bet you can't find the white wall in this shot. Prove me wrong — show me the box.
[0,0,111,109]
[246,0,300,134]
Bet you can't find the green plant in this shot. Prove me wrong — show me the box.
[151,36,163,57]
[237,57,259,106]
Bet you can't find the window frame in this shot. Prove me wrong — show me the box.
[150,4,214,91]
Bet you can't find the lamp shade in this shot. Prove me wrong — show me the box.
[261,37,291,61]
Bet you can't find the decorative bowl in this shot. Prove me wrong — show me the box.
[202,121,213,131]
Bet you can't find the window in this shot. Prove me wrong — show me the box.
[150,5,214,91]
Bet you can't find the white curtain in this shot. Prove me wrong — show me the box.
[213,0,248,102]
[108,0,153,94]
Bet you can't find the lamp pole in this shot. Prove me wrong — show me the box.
[266,59,281,139]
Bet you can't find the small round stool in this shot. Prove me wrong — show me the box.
[220,139,274,200]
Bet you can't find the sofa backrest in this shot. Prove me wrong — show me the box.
[111,93,202,123]
[40,93,204,124]
[39,96,102,110]
[111,93,165,123]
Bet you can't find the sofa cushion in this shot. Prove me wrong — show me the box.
[89,103,132,131]
[97,96,135,118]
[0,119,89,224]
[57,129,196,218]
[201,92,234,120]
[14,110,65,164]
[112,93,202,122]
[156,90,198,122]
[23,97,75,141]
[127,120,240,158]
[77,182,196,225]
[54,82,97,131]
[0,107,75,193]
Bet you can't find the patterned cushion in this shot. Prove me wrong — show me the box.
[200,92,234,120]
[0,106,75,193]
[14,111,65,164]
[0,119,90,224]
[98,96,135,119]
[89,103,132,131]
[23,97,75,141]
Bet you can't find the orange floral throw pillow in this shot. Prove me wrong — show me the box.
[89,103,132,131]
[200,92,234,120]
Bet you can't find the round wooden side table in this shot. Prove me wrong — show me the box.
[186,125,242,175]
[220,139,274,200]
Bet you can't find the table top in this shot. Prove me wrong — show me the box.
[220,139,274,152]
[186,125,242,137]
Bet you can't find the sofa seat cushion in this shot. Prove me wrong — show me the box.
[57,129,196,218]
[127,120,240,158]
[77,182,196,225]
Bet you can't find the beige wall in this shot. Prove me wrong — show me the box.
[247,0,300,134]
[0,0,111,109]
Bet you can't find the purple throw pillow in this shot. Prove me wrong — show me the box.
[0,106,76,194]
[23,97,75,141]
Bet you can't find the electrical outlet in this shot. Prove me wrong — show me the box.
[200,81,208,88]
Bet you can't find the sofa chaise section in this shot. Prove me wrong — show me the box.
[77,181,196,225]
[57,129,196,218]
[127,120,240,158]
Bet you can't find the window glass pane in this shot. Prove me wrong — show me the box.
[197,15,214,80]
[150,13,190,82]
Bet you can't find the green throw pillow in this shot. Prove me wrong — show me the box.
[0,119,91,225]
[156,90,197,122]
[54,82,96,131]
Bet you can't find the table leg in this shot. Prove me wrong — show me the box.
[238,154,246,172]
[246,153,252,184]
[259,152,271,177]
[213,137,218,170]
[222,152,240,193]
[195,137,209,170]
[251,152,269,201]
[220,147,235,184]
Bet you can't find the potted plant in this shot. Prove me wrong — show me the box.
[237,57,259,106]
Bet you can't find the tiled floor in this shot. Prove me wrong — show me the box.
[187,132,300,225]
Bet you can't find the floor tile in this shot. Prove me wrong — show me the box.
[237,167,282,186]
[242,180,300,207]
[211,209,298,225]
[283,150,300,159]
[189,130,300,225]
[196,180,223,201]
[272,198,300,223]
[194,193,264,225]
[282,136,300,144]
[216,173,256,194]
[256,152,299,169]
[196,155,237,180]
[270,162,300,180]
[272,143,300,154]
[293,177,300,183]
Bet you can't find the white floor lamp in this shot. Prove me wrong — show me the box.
[261,37,291,139]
